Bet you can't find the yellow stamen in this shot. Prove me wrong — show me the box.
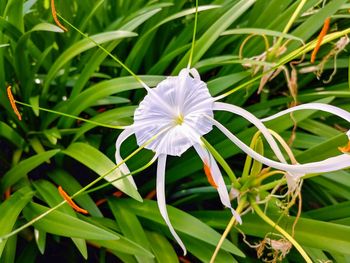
[175,114,184,125]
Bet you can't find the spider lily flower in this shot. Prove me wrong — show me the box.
[115,67,297,254]
[115,68,350,254]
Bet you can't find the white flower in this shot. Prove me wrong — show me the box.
[115,68,350,255]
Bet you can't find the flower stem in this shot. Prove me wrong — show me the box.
[273,0,307,52]
[209,197,247,263]
[15,101,125,129]
[187,0,199,69]
[250,201,313,263]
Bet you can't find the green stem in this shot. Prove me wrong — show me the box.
[258,178,286,191]
[241,131,261,181]
[187,0,199,69]
[210,197,247,263]
[27,128,79,135]
[251,201,312,263]
[16,101,125,129]
[273,0,307,52]
[201,137,240,188]
[254,170,286,185]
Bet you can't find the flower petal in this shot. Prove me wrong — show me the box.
[156,154,187,255]
[261,103,350,126]
[133,69,213,156]
[209,117,350,174]
[115,127,137,188]
[193,143,242,224]
[214,102,288,163]
[214,102,303,191]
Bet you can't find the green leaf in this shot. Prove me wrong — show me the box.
[0,234,17,263]
[145,231,178,263]
[49,76,163,129]
[196,210,350,255]
[23,202,120,240]
[29,96,39,116]
[73,106,136,141]
[34,229,46,255]
[0,121,25,148]
[33,180,88,259]
[48,170,103,218]
[62,142,142,202]
[173,0,255,73]
[83,217,154,258]
[0,150,60,193]
[117,199,244,257]
[108,199,153,263]
[181,234,237,263]
[43,30,138,95]
[0,187,34,257]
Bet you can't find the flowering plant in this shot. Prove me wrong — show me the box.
[1,1,350,262]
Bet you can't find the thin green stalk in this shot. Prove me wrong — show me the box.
[15,101,125,129]
[241,131,261,181]
[250,201,312,263]
[254,170,286,185]
[57,14,149,90]
[274,0,307,51]
[258,178,286,191]
[0,128,167,241]
[201,137,240,188]
[209,197,247,263]
[187,0,199,69]
[27,128,79,135]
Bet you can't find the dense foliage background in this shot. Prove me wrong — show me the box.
[1,0,350,262]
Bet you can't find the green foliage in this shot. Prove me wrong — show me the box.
[1,0,350,262]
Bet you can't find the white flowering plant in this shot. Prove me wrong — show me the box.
[1,0,350,262]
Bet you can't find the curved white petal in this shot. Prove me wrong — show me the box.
[156,154,187,255]
[209,117,350,174]
[214,102,288,164]
[214,102,303,191]
[261,103,350,132]
[115,127,137,188]
[193,144,242,224]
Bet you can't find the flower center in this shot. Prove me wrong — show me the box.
[174,114,184,125]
